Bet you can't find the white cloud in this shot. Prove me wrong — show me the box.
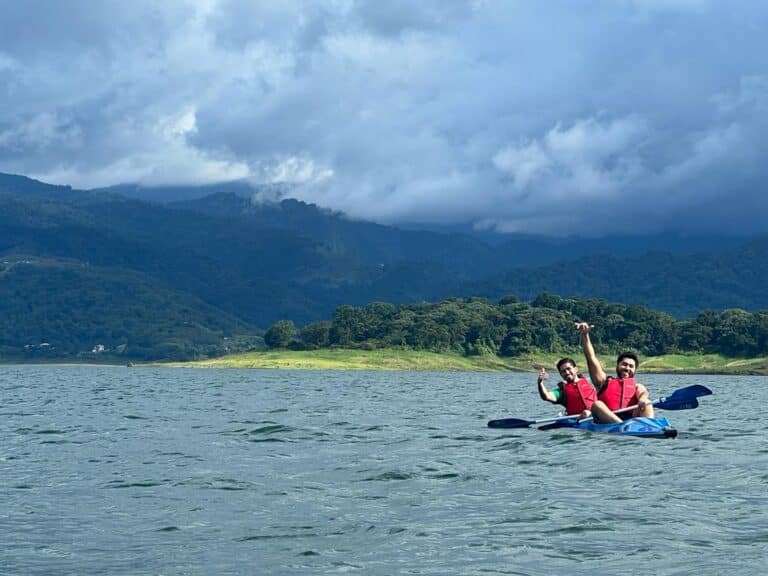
[0,51,17,71]
[159,106,199,138]
[545,117,646,165]
[0,1,767,236]
[33,149,250,190]
[0,112,83,150]
[493,116,647,203]
[493,141,551,190]
[29,106,250,188]
[259,156,334,185]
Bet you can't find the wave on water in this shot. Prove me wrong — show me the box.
[2,366,765,576]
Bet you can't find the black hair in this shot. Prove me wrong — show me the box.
[556,357,577,371]
[617,351,639,367]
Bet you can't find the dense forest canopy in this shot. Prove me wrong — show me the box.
[271,294,768,359]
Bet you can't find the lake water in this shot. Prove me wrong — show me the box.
[1,365,765,575]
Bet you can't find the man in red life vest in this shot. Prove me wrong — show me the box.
[575,322,654,423]
[537,357,596,419]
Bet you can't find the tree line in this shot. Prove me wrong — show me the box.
[264,293,768,358]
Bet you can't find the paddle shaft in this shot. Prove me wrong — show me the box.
[487,384,712,429]
[576,386,708,424]
[585,383,711,418]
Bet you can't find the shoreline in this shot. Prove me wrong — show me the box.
[3,349,768,375]
[167,349,768,375]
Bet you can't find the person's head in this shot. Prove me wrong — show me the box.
[556,357,579,382]
[616,352,639,379]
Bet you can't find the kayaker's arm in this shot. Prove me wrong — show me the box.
[537,369,559,404]
[575,322,607,388]
[634,383,655,417]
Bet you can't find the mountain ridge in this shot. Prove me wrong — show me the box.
[1,171,766,360]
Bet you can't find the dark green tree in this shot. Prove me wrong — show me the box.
[329,305,363,346]
[677,319,710,352]
[712,309,757,356]
[264,320,296,348]
[498,294,520,305]
[298,321,331,349]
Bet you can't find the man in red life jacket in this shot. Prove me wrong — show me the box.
[537,357,597,419]
[575,322,654,423]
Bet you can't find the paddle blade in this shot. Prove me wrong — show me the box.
[487,417,534,429]
[654,384,712,410]
[656,397,699,411]
[643,384,711,412]
[667,384,713,400]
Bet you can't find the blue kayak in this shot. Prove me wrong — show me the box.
[538,416,678,439]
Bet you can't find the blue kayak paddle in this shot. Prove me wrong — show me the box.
[487,384,712,429]
[487,412,576,429]
[651,384,711,411]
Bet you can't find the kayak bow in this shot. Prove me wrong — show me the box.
[538,416,678,439]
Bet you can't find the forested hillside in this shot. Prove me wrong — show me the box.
[0,258,256,360]
[2,172,767,361]
[469,238,768,317]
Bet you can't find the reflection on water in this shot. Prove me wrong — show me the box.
[0,366,765,575]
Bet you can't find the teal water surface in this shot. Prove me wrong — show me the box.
[1,365,765,575]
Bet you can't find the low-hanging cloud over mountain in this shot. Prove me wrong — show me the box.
[1,0,766,237]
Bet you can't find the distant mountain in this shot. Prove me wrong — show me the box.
[1,171,766,360]
[90,178,748,265]
[492,232,747,268]
[90,180,261,204]
[170,192,502,278]
[468,237,768,317]
[170,191,748,270]
[1,175,366,321]
[0,172,74,196]
[398,221,747,256]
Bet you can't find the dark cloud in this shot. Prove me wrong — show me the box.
[1,1,766,236]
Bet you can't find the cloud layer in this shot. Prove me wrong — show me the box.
[1,0,767,236]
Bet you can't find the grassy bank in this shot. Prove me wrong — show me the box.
[172,348,768,375]
[638,353,768,375]
[173,348,523,371]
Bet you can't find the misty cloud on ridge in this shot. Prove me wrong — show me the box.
[0,1,766,236]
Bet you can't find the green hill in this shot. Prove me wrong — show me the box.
[2,171,768,361]
[470,238,768,317]
[0,257,257,360]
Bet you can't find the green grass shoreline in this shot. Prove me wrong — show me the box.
[169,348,768,375]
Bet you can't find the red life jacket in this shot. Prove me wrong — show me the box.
[598,377,638,411]
[561,377,597,415]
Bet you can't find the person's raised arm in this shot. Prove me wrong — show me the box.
[537,368,558,403]
[575,322,607,387]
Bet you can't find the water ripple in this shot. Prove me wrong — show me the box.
[1,367,763,576]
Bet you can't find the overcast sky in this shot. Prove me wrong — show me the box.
[1,0,767,236]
